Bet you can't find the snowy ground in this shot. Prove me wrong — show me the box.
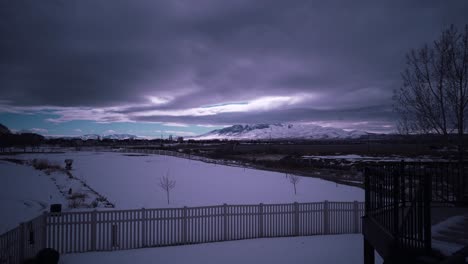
[61,234,383,264]
[432,215,468,256]
[0,160,66,233]
[2,151,364,211]
[0,151,376,263]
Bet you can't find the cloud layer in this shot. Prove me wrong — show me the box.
[1,1,468,132]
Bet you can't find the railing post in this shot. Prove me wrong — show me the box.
[294,202,299,236]
[460,162,467,204]
[393,169,400,243]
[183,206,188,244]
[364,237,375,264]
[400,160,405,208]
[364,167,370,213]
[19,222,25,263]
[223,204,228,241]
[353,200,359,233]
[323,200,329,235]
[258,203,264,238]
[91,210,97,251]
[424,173,432,253]
[141,208,146,247]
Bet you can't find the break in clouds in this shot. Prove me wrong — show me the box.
[1,1,468,132]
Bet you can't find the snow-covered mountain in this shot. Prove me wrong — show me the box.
[81,134,101,140]
[102,134,137,140]
[195,124,368,140]
[80,134,137,140]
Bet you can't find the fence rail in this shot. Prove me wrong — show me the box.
[1,201,364,264]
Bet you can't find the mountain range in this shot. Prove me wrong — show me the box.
[195,123,368,140]
[80,134,138,140]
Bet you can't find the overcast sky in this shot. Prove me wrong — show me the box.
[1,1,468,137]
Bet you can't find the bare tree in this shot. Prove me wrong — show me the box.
[289,175,300,195]
[444,25,468,159]
[394,24,468,159]
[159,171,176,204]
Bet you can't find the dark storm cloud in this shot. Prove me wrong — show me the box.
[1,0,468,130]
[132,105,395,126]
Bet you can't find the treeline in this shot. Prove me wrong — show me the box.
[0,133,45,152]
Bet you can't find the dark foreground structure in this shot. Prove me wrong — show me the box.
[362,161,468,264]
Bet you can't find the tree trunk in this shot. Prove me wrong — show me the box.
[167,191,170,204]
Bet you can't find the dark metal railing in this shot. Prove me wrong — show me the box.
[364,161,466,253]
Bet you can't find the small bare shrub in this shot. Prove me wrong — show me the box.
[68,192,86,208]
[96,196,107,202]
[69,192,86,200]
[32,159,61,171]
[289,175,301,195]
[158,171,176,204]
[68,199,82,208]
[91,199,99,208]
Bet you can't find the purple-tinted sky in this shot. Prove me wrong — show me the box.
[1,1,468,137]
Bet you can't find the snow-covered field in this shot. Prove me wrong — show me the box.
[1,151,363,212]
[61,234,383,264]
[0,151,373,263]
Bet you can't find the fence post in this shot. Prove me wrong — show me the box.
[183,206,188,244]
[19,222,25,263]
[259,203,263,238]
[424,173,432,253]
[223,204,228,241]
[294,202,299,236]
[91,210,97,251]
[393,169,400,242]
[323,200,329,235]
[353,201,359,233]
[364,167,370,213]
[400,160,405,208]
[42,212,48,249]
[141,208,146,247]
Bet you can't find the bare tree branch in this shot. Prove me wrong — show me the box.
[289,175,301,195]
[394,24,468,154]
[159,171,176,204]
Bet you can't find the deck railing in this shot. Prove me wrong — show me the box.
[364,161,467,254]
[1,201,363,264]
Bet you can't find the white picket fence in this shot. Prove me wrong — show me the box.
[0,214,47,264]
[0,201,364,264]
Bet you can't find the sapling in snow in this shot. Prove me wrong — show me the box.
[159,171,176,204]
[289,175,300,195]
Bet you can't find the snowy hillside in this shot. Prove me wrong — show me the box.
[81,134,100,140]
[102,134,137,140]
[195,123,367,140]
[80,134,137,140]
